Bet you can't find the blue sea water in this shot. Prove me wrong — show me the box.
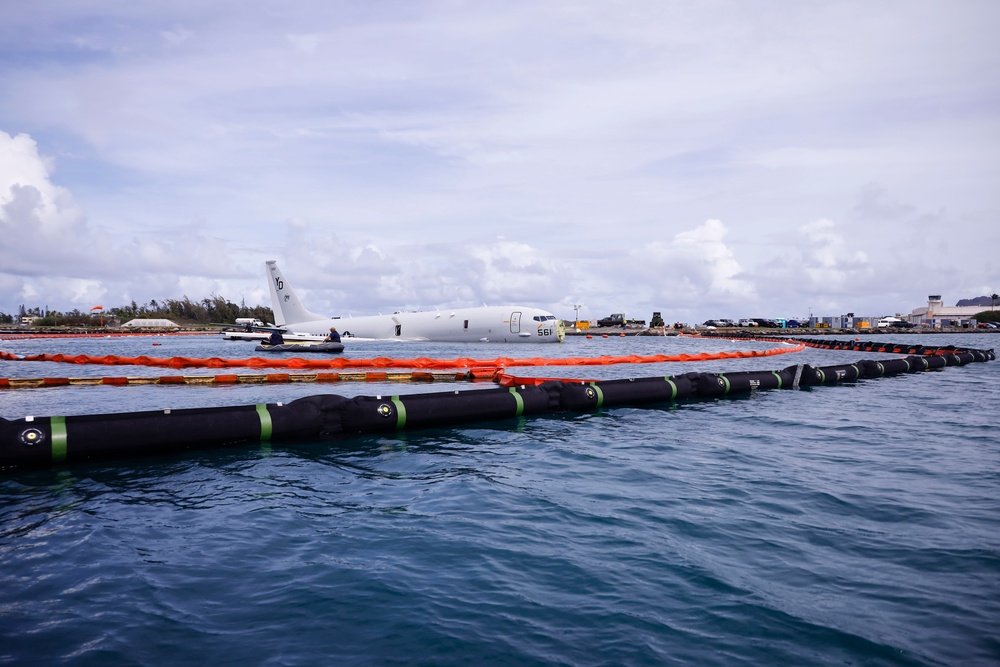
[1,332,998,666]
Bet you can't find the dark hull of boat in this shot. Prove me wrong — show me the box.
[253,342,344,353]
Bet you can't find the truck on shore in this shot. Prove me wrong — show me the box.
[596,313,646,328]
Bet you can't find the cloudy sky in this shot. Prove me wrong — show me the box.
[1,0,997,324]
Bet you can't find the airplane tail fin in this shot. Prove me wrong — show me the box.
[265,260,328,326]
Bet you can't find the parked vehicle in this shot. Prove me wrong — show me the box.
[597,313,646,327]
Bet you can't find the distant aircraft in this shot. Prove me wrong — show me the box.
[264,260,564,343]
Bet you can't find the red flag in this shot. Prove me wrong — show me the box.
[91,305,103,311]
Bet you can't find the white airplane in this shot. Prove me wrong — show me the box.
[264,260,565,343]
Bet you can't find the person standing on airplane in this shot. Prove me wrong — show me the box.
[324,327,341,343]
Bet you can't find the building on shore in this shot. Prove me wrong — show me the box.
[909,295,988,327]
[120,318,181,330]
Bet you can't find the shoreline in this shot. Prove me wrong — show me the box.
[1,325,996,340]
[570,325,997,337]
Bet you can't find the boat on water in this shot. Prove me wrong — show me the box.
[253,341,345,354]
[221,329,326,343]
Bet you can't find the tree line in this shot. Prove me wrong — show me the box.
[976,294,1000,323]
[0,295,274,328]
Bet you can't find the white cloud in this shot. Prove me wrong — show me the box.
[0,132,100,275]
[161,25,194,47]
[753,148,860,169]
[0,130,251,314]
[798,219,871,288]
[614,219,756,321]
[852,184,915,222]
[286,33,321,53]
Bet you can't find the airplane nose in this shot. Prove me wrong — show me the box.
[527,316,564,342]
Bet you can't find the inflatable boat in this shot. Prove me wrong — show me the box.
[253,342,344,354]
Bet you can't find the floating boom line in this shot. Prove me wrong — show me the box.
[1,343,992,470]
[0,343,804,371]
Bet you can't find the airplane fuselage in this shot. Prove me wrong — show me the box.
[288,308,561,343]
[265,260,564,343]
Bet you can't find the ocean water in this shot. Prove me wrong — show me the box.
[1,332,998,666]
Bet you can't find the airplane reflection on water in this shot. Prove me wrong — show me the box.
[240,261,564,344]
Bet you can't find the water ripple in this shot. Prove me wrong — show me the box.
[2,333,999,665]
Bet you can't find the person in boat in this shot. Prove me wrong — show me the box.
[324,327,341,343]
[267,330,285,346]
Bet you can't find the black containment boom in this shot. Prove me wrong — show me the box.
[1,345,993,470]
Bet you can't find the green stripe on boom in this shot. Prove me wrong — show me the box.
[771,371,783,388]
[589,383,604,408]
[508,387,525,416]
[391,397,407,429]
[256,404,273,441]
[665,378,678,399]
[50,416,67,464]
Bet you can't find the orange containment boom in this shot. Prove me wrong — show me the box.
[0,371,471,389]
[0,343,805,371]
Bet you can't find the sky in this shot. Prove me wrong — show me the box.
[1,0,998,325]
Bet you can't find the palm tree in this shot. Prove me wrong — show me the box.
[992,293,998,311]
